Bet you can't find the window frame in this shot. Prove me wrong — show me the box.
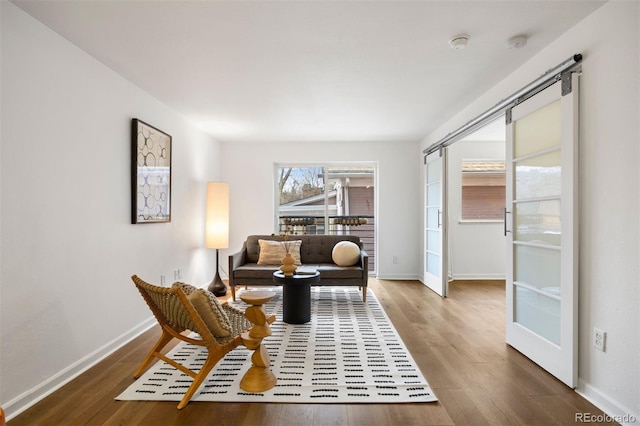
[273,162,378,274]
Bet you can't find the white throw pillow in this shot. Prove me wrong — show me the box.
[332,241,361,266]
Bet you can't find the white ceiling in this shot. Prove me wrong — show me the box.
[13,0,605,144]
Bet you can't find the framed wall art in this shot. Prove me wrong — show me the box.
[131,119,172,224]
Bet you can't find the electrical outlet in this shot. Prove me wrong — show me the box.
[174,269,181,280]
[393,256,399,264]
[593,327,606,352]
[160,275,166,285]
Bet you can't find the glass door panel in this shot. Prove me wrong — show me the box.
[426,252,441,277]
[514,99,562,157]
[515,245,561,290]
[514,286,561,345]
[514,200,561,245]
[515,150,562,199]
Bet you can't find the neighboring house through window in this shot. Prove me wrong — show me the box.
[461,160,506,221]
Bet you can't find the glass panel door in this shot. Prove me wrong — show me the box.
[424,150,447,296]
[505,74,579,387]
[275,163,377,273]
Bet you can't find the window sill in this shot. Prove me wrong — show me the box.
[458,219,504,224]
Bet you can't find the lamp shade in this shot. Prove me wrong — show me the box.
[206,182,229,249]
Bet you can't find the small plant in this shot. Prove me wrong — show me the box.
[279,233,295,254]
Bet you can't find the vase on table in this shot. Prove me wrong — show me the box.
[280,252,297,277]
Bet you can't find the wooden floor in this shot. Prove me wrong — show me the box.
[9,279,610,426]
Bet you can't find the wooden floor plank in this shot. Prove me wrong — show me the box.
[8,279,609,425]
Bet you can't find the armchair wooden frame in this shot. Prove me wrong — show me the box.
[131,275,252,409]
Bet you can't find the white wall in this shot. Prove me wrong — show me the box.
[421,1,639,421]
[0,3,222,416]
[447,139,505,280]
[220,140,421,280]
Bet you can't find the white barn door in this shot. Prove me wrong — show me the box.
[424,150,448,297]
[505,74,579,387]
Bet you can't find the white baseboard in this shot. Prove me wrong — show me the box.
[375,273,421,280]
[450,273,506,280]
[576,380,639,426]
[4,316,156,421]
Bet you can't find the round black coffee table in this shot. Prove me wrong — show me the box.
[273,270,320,324]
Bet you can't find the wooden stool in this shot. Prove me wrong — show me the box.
[239,290,277,392]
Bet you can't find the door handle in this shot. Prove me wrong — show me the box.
[504,208,511,236]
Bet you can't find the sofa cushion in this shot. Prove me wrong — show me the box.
[257,239,302,265]
[317,264,364,279]
[234,263,281,279]
[332,240,361,266]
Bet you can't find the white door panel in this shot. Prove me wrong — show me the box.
[505,73,579,387]
[424,150,448,297]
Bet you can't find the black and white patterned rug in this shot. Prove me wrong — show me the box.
[117,287,437,403]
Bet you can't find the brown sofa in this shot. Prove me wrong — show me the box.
[228,234,369,301]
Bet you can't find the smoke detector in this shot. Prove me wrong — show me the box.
[449,34,470,50]
[507,35,528,49]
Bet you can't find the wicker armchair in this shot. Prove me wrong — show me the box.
[131,275,253,409]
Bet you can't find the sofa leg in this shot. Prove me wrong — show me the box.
[362,287,367,302]
[231,285,236,301]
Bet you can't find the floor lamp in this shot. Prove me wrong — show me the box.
[206,182,229,296]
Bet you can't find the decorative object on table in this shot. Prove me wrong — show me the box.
[279,233,299,277]
[129,275,252,409]
[331,240,361,266]
[117,286,437,404]
[239,290,277,392]
[131,119,172,224]
[279,254,297,277]
[206,182,229,296]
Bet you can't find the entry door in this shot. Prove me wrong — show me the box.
[424,150,448,296]
[505,74,579,387]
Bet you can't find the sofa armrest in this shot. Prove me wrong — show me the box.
[228,244,248,288]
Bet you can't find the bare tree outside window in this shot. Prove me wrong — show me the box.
[278,167,324,204]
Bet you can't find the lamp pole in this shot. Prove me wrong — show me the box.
[208,248,226,296]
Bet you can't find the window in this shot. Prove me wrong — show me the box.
[275,163,376,272]
[461,160,505,221]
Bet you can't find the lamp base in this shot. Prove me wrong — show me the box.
[208,270,227,296]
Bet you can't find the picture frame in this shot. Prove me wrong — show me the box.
[131,119,172,224]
